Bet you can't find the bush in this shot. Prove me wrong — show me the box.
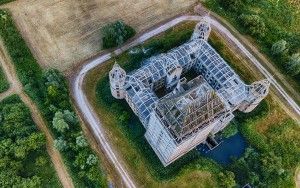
[219,0,243,13]
[271,40,288,55]
[286,53,300,76]
[238,14,266,37]
[102,20,136,49]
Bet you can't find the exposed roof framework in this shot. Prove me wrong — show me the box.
[155,76,227,143]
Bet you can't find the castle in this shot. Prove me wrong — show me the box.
[109,17,270,166]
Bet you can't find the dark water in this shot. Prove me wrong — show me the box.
[197,133,248,165]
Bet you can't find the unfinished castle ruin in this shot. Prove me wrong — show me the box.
[109,17,270,166]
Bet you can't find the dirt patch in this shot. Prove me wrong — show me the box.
[4,0,196,71]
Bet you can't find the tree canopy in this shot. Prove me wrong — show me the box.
[271,40,288,55]
[286,53,300,76]
[238,14,266,37]
[102,20,136,49]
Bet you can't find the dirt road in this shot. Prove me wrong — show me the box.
[0,39,74,188]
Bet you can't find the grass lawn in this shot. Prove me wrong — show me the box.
[84,21,300,187]
[0,65,9,93]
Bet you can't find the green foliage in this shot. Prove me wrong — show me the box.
[54,137,68,151]
[0,66,9,93]
[102,20,136,49]
[238,14,266,37]
[40,70,107,187]
[218,0,242,13]
[0,10,42,101]
[76,134,88,148]
[286,53,300,76]
[218,171,236,188]
[52,111,70,133]
[0,95,61,187]
[221,122,238,138]
[271,40,288,55]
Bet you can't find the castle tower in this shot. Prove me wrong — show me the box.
[192,16,211,41]
[239,79,270,113]
[109,63,126,99]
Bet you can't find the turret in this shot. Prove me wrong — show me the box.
[109,63,126,99]
[192,16,211,41]
[239,79,270,113]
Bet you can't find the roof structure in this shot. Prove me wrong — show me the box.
[155,76,226,143]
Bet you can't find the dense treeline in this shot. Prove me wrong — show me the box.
[205,0,300,86]
[0,95,61,187]
[0,9,107,187]
[102,20,136,49]
[0,66,9,93]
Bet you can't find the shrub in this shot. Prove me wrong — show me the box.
[102,20,136,49]
[271,40,288,55]
[238,14,266,37]
[219,0,243,13]
[286,53,300,76]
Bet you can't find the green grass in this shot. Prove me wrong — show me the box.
[0,95,62,188]
[0,66,9,93]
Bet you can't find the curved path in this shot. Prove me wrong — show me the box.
[73,15,300,188]
[0,40,74,188]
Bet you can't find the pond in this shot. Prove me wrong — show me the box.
[197,132,248,165]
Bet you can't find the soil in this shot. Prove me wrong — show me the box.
[2,0,197,71]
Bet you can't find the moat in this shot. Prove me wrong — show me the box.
[198,132,248,165]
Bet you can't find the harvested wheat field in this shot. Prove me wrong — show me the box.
[4,0,197,71]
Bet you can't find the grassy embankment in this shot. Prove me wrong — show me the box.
[0,9,107,187]
[84,20,300,187]
[203,0,300,104]
[0,95,61,187]
[0,66,9,93]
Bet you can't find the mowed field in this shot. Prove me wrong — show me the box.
[4,0,197,71]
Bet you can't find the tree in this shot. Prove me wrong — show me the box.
[271,40,288,55]
[52,111,69,133]
[35,156,47,166]
[218,171,236,188]
[286,53,300,76]
[76,134,88,148]
[238,14,266,37]
[102,20,136,49]
[219,0,243,12]
[63,110,78,125]
[86,154,98,166]
[53,137,68,151]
